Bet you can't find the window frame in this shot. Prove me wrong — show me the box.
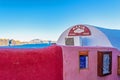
[79,51,89,69]
[97,51,112,76]
[118,56,120,75]
[65,37,74,46]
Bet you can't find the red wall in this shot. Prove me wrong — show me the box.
[0,46,63,80]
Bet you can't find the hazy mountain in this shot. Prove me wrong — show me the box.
[29,39,43,44]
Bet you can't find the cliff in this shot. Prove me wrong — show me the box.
[0,38,56,46]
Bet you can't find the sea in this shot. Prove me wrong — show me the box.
[0,43,52,49]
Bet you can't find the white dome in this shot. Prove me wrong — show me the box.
[57,24,112,47]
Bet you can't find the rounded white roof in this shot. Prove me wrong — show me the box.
[57,24,112,47]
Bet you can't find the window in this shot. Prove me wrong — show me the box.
[118,56,120,75]
[65,38,74,45]
[79,51,88,69]
[97,51,112,76]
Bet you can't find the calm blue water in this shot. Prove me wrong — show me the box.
[0,43,52,49]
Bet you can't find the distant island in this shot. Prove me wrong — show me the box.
[0,38,56,46]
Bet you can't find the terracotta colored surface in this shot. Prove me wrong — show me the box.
[62,46,120,80]
[0,46,63,80]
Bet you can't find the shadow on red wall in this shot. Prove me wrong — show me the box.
[0,46,63,80]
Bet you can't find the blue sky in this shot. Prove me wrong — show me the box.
[0,0,120,41]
